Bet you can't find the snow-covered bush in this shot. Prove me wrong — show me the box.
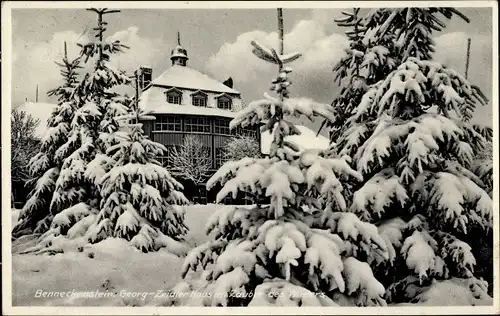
[224,135,261,162]
[330,8,493,303]
[11,109,41,206]
[177,9,391,307]
[170,134,212,188]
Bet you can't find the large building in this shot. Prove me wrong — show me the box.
[137,34,260,203]
[13,35,330,206]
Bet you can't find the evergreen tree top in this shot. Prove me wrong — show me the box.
[47,45,82,103]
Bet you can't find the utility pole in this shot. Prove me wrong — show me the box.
[465,38,471,79]
[135,70,140,124]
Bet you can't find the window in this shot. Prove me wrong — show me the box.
[242,192,253,205]
[191,91,208,107]
[165,88,182,105]
[217,98,232,110]
[185,116,210,133]
[233,126,257,138]
[216,95,232,110]
[195,185,208,205]
[222,195,233,205]
[155,116,182,131]
[214,119,231,135]
[215,147,228,168]
[157,145,180,167]
[168,95,181,104]
[192,97,207,107]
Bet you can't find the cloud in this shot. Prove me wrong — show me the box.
[206,25,492,128]
[106,26,169,73]
[12,30,89,106]
[12,27,168,106]
[205,16,349,105]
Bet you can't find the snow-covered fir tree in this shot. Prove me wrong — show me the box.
[174,9,392,307]
[83,106,190,254]
[47,8,131,222]
[21,9,131,248]
[12,44,82,237]
[330,8,493,303]
[326,8,400,142]
[16,9,186,254]
[19,8,189,255]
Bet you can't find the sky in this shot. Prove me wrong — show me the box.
[10,6,494,130]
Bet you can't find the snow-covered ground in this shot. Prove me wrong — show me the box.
[10,205,493,307]
[11,204,226,306]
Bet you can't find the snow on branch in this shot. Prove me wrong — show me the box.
[230,93,336,131]
[351,168,408,221]
[354,58,488,122]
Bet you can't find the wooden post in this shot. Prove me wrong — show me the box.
[64,41,67,60]
[35,85,38,102]
[465,38,471,79]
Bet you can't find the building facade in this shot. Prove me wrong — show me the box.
[137,34,260,204]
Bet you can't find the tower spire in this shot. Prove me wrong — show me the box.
[170,31,188,67]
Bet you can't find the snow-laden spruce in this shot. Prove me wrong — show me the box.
[18,8,189,255]
[174,11,391,306]
[327,8,398,141]
[331,8,493,304]
[12,50,82,237]
[83,109,189,254]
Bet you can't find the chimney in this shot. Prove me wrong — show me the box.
[138,66,152,90]
[223,77,233,88]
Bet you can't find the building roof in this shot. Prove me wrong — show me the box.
[15,102,57,139]
[260,124,330,155]
[144,103,237,119]
[138,87,237,119]
[150,65,240,94]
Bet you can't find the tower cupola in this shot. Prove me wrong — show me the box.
[170,31,188,66]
